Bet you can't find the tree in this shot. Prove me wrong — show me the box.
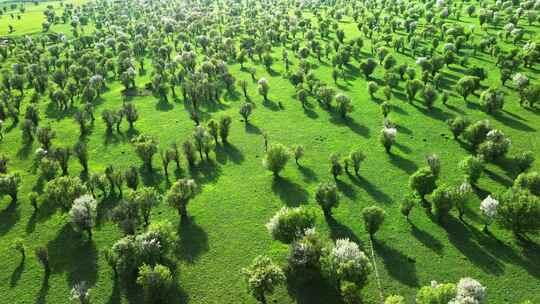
[416,281,456,304]
[133,187,160,226]
[219,115,232,143]
[265,206,316,243]
[123,102,138,129]
[124,166,139,190]
[44,176,87,210]
[514,172,540,196]
[477,129,511,161]
[385,295,406,304]
[53,147,71,176]
[335,94,353,118]
[431,185,456,221]
[422,84,438,108]
[263,143,290,176]
[349,149,366,176]
[131,134,158,171]
[514,151,535,173]
[207,119,219,144]
[291,145,304,165]
[459,156,484,184]
[380,127,397,153]
[329,153,343,180]
[70,281,92,304]
[112,195,140,234]
[137,264,174,303]
[479,88,504,114]
[447,116,469,139]
[182,140,197,167]
[497,188,540,238]
[321,239,372,299]
[360,58,377,79]
[193,126,213,160]
[367,81,379,98]
[258,78,269,101]
[409,167,437,202]
[401,194,420,221]
[406,79,424,102]
[242,255,285,304]
[69,195,97,240]
[73,141,88,172]
[463,119,492,148]
[455,76,480,101]
[239,102,254,123]
[315,181,339,216]
[36,125,56,150]
[454,278,486,304]
[480,195,499,232]
[0,172,21,203]
[166,178,198,219]
[362,206,385,237]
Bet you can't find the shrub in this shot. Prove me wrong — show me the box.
[321,239,372,295]
[239,102,254,123]
[400,194,419,220]
[385,295,406,304]
[166,178,198,219]
[409,167,437,201]
[480,88,504,114]
[112,195,140,234]
[131,134,158,171]
[380,127,397,153]
[497,188,540,237]
[315,181,340,215]
[242,255,285,304]
[361,206,385,237]
[459,156,484,184]
[44,176,87,210]
[291,145,304,165]
[514,151,535,173]
[426,154,441,177]
[513,171,540,196]
[454,277,486,304]
[132,187,160,226]
[463,120,492,148]
[329,153,343,180]
[416,281,456,304]
[219,115,232,143]
[447,116,469,139]
[0,172,21,203]
[69,195,97,240]
[287,229,323,279]
[477,129,511,161]
[431,185,456,221]
[455,181,472,221]
[266,206,316,243]
[263,143,290,176]
[137,264,174,303]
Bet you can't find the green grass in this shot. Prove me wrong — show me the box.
[0,1,539,304]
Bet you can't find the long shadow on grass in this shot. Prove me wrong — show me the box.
[215,143,245,164]
[47,224,98,287]
[374,239,420,287]
[35,273,49,304]
[271,176,309,206]
[349,175,392,204]
[329,114,370,138]
[325,214,361,244]
[176,217,209,263]
[10,255,25,287]
[410,223,444,255]
[298,165,318,183]
[0,200,19,236]
[388,152,418,174]
[189,159,222,185]
[286,272,343,304]
[493,111,536,132]
[442,217,504,275]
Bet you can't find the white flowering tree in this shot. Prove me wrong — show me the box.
[380,127,397,153]
[451,277,486,304]
[480,195,499,232]
[70,281,91,304]
[69,195,97,240]
[265,206,316,243]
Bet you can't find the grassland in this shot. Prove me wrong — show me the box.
[0,1,539,304]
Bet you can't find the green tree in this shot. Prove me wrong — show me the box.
[166,178,198,219]
[263,143,290,176]
[242,255,285,304]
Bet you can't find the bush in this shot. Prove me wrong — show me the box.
[349,149,366,176]
[287,229,323,279]
[385,295,406,304]
[263,143,290,176]
[137,264,174,303]
[44,176,87,210]
[454,277,486,304]
[477,129,511,161]
[400,194,419,220]
[0,172,21,203]
[266,206,316,243]
[409,167,437,200]
[380,127,397,153]
[131,134,158,171]
[431,185,456,221]
[69,195,97,240]
[416,281,456,304]
[497,188,540,237]
[361,206,385,237]
[463,119,492,148]
[321,239,372,295]
[315,181,340,215]
[166,178,198,218]
[480,88,504,114]
[514,151,535,173]
[513,171,540,196]
[447,116,469,139]
[459,156,484,184]
[242,255,285,304]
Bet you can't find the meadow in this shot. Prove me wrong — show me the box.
[0,0,539,303]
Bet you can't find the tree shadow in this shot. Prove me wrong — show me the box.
[325,214,361,244]
[349,176,392,204]
[394,142,412,154]
[286,272,343,304]
[484,168,512,188]
[244,122,262,134]
[46,224,98,286]
[0,200,19,236]
[298,165,318,183]
[409,223,444,255]
[215,143,245,164]
[262,98,280,111]
[373,239,420,287]
[26,211,37,233]
[271,176,309,206]
[140,167,165,188]
[189,159,222,185]
[388,153,418,174]
[155,99,174,112]
[10,255,25,287]
[106,277,122,304]
[329,114,370,138]
[35,273,49,304]
[17,140,33,159]
[442,217,505,275]
[493,111,535,132]
[336,179,356,199]
[176,217,209,263]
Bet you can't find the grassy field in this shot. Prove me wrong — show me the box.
[0,1,539,304]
